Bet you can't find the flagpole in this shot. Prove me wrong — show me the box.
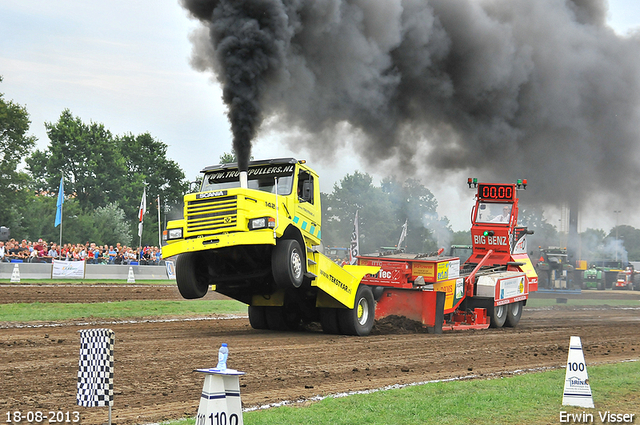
[55,175,64,253]
[59,178,63,249]
[138,185,146,249]
[157,194,161,248]
[59,205,62,249]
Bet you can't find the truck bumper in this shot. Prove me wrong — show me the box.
[162,230,276,258]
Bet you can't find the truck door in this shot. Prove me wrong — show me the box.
[294,169,321,245]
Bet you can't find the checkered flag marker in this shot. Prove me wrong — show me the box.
[77,328,115,421]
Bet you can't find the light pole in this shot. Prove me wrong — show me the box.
[614,210,621,261]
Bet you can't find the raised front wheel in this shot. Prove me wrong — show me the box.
[489,303,508,328]
[175,253,209,299]
[272,239,304,289]
[338,285,375,336]
[504,301,523,327]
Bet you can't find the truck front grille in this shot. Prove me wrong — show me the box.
[186,195,237,234]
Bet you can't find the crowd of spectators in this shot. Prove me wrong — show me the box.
[0,238,163,265]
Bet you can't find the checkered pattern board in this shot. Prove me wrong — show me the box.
[77,328,115,407]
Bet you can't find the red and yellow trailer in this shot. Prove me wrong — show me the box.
[356,179,538,333]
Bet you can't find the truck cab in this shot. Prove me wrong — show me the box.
[162,158,321,303]
[162,158,379,335]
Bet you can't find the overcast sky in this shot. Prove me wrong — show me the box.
[1,0,639,232]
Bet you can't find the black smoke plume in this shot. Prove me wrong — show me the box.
[182,0,291,171]
[183,0,640,211]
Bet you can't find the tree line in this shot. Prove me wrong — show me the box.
[1,78,638,261]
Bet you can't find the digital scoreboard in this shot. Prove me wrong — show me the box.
[477,184,516,201]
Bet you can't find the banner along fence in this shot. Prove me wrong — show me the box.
[0,261,174,280]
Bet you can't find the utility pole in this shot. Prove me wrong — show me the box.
[614,210,621,261]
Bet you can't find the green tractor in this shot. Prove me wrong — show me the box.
[583,260,625,290]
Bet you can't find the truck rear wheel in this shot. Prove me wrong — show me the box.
[338,285,375,336]
[248,306,268,330]
[320,308,340,334]
[504,301,523,327]
[272,239,304,289]
[264,306,301,331]
[176,253,209,299]
[489,303,507,328]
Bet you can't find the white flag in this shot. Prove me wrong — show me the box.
[398,219,408,249]
[349,210,359,265]
[138,187,147,237]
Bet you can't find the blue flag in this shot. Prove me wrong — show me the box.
[55,177,64,227]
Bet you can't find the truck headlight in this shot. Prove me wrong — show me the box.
[248,217,276,230]
[163,228,183,241]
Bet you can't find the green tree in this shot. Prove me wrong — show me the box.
[322,172,395,253]
[27,109,128,212]
[116,132,188,245]
[25,110,189,247]
[381,177,443,252]
[322,173,447,254]
[579,228,607,261]
[219,152,236,164]
[518,205,559,250]
[93,203,133,246]
[0,77,37,233]
[451,230,472,246]
[608,225,640,262]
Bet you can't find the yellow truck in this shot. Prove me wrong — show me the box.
[162,158,378,335]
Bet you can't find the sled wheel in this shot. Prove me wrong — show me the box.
[504,301,523,328]
[320,308,341,334]
[264,306,301,331]
[338,285,375,336]
[489,303,508,328]
[272,239,304,289]
[175,253,209,299]
[248,306,268,330]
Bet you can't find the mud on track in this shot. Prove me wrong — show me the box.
[0,285,639,425]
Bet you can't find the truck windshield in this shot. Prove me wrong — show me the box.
[475,202,513,224]
[201,165,295,195]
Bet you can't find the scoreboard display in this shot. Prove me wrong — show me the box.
[477,184,516,201]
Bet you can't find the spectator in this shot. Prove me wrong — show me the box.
[123,247,137,265]
[17,240,30,259]
[141,246,152,265]
[114,248,124,265]
[86,246,95,264]
[154,247,162,265]
[5,240,17,261]
[108,246,117,264]
[0,241,5,262]
[101,248,110,264]
[48,243,60,260]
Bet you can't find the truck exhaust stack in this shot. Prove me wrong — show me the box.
[240,171,248,189]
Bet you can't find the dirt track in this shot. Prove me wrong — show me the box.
[1,284,639,425]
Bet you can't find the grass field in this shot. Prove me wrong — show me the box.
[166,361,639,425]
[0,300,248,322]
[0,293,637,323]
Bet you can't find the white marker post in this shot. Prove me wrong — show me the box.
[127,266,135,283]
[562,336,594,408]
[10,263,20,283]
[194,368,245,425]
